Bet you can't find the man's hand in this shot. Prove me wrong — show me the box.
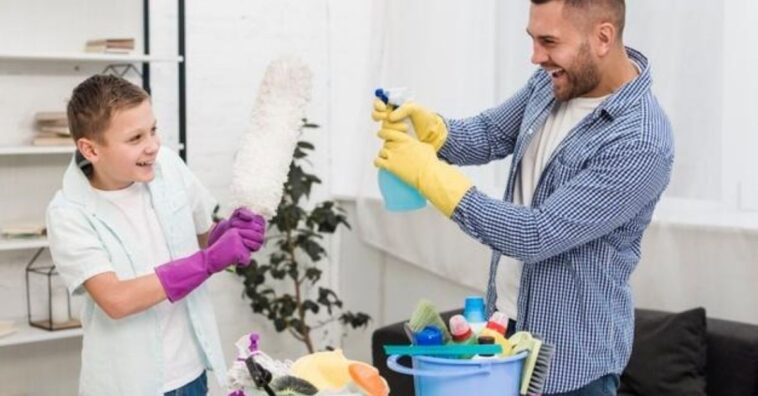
[375,128,471,217]
[371,99,448,151]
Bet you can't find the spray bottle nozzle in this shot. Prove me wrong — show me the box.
[374,87,411,108]
[375,88,389,104]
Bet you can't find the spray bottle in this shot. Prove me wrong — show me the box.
[478,311,512,357]
[374,87,427,211]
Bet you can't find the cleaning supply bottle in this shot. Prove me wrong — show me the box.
[374,87,427,211]
[463,296,487,335]
[479,311,513,357]
[413,326,444,347]
[447,314,477,359]
[472,335,499,360]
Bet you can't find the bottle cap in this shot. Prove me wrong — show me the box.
[414,326,443,346]
[463,296,486,323]
[477,335,495,357]
[449,315,473,342]
[485,311,509,335]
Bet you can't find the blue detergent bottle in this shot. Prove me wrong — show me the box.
[375,87,427,211]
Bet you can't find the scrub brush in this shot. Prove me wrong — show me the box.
[509,331,555,395]
[269,376,319,396]
[230,56,313,219]
[407,300,451,343]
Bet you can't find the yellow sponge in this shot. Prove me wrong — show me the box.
[291,350,352,390]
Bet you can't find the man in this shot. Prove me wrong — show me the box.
[372,0,674,394]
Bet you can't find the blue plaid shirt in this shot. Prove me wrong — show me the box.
[440,48,674,393]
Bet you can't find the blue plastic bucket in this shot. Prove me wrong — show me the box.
[387,352,526,396]
[378,169,426,211]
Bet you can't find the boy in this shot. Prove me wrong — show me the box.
[46,75,265,395]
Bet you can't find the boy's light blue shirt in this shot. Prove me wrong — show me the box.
[46,147,227,396]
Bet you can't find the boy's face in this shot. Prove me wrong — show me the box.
[78,100,161,190]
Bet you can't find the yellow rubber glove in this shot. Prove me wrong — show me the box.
[374,128,472,217]
[371,99,448,151]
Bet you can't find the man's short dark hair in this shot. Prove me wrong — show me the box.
[531,0,626,39]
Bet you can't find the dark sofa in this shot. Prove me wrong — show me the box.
[372,309,758,396]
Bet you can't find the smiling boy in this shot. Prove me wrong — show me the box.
[46,75,265,395]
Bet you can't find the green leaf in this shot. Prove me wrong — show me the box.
[273,318,287,332]
[304,267,322,284]
[302,300,320,314]
[339,311,372,329]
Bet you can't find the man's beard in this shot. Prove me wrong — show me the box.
[553,42,601,101]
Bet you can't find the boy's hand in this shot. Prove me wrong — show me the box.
[155,228,263,302]
[208,207,266,248]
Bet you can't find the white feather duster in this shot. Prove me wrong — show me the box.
[230,57,313,219]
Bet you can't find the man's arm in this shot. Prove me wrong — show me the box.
[452,140,673,263]
[438,77,536,166]
[84,272,166,320]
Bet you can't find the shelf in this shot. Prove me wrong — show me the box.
[0,145,75,156]
[0,237,48,251]
[0,320,82,348]
[0,51,183,63]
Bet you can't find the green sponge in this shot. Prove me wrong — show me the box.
[408,299,451,343]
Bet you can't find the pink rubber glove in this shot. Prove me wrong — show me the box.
[155,228,262,302]
[208,208,266,246]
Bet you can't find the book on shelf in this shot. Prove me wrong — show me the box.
[32,111,71,144]
[38,125,71,137]
[31,135,74,146]
[85,38,135,54]
[1,224,46,239]
[34,111,68,126]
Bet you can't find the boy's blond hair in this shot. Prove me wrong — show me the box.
[67,75,149,143]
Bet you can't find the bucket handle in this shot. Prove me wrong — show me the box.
[386,355,492,378]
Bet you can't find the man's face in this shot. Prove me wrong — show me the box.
[527,1,601,101]
[87,100,161,190]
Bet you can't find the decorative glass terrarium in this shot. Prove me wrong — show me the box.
[26,250,80,331]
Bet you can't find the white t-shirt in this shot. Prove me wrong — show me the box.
[496,94,610,319]
[94,182,205,392]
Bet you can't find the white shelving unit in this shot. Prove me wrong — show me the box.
[0,320,82,348]
[0,146,75,156]
[0,51,182,64]
[0,237,49,251]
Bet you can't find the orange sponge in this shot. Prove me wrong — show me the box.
[348,362,390,396]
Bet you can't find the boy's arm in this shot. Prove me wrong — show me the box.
[197,231,209,249]
[84,272,167,320]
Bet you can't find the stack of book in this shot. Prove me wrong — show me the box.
[1,223,46,239]
[84,38,135,54]
[32,112,73,146]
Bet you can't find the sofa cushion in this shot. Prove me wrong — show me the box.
[703,316,758,396]
[619,308,708,396]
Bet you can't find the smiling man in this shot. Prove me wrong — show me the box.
[372,0,674,394]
